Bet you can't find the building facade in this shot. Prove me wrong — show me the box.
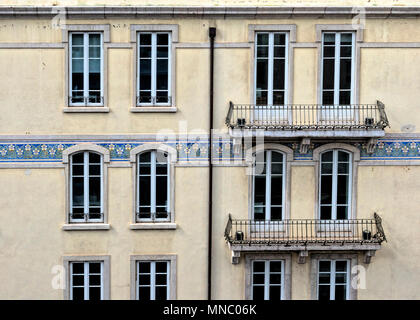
[0,0,419,300]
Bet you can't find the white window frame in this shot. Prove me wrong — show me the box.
[320,32,356,105]
[69,261,104,300]
[316,259,350,300]
[63,255,110,300]
[251,260,285,300]
[69,151,104,223]
[136,260,169,300]
[254,32,289,106]
[318,149,352,220]
[252,150,286,221]
[130,255,177,300]
[69,32,104,106]
[137,32,172,106]
[136,150,171,222]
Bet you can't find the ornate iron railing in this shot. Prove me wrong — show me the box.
[224,213,386,245]
[225,101,389,130]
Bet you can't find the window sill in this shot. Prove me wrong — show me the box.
[62,223,111,231]
[63,107,110,113]
[129,223,177,230]
[130,107,177,113]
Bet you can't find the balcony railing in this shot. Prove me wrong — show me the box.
[226,101,389,130]
[224,213,387,246]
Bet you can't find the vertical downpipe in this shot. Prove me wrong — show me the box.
[208,27,216,300]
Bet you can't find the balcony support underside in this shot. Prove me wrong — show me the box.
[228,243,380,265]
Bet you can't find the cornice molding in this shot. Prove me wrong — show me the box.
[1,6,420,18]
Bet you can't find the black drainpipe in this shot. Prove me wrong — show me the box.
[208,26,216,301]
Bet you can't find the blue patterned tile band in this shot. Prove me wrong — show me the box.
[0,139,419,162]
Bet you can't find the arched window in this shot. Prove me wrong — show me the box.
[253,150,285,221]
[319,149,352,220]
[137,150,170,222]
[70,151,103,223]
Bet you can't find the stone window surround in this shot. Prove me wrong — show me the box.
[245,253,292,300]
[63,255,111,300]
[245,143,294,221]
[62,24,111,112]
[248,24,296,105]
[129,143,177,230]
[62,143,110,230]
[130,254,177,300]
[310,252,358,300]
[313,143,360,220]
[130,24,179,112]
[315,24,364,105]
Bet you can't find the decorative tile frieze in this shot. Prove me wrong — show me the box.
[0,139,419,163]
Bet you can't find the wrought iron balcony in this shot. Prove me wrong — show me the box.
[225,101,389,137]
[224,213,386,264]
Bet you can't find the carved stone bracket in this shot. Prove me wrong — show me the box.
[366,138,378,154]
[299,138,311,154]
[298,250,308,264]
[364,250,376,264]
[232,250,241,264]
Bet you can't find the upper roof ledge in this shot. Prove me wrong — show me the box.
[0,6,420,18]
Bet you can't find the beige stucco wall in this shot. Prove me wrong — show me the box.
[1,18,420,134]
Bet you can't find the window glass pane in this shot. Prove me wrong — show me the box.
[156,176,168,207]
[139,163,151,175]
[270,176,283,206]
[72,177,84,206]
[336,261,347,272]
[271,163,283,174]
[72,47,83,58]
[72,287,85,300]
[140,33,151,45]
[256,60,268,91]
[72,262,84,274]
[273,59,285,90]
[72,153,84,164]
[339,90,351,105]
[252,286,265,300]
[319,273,330,284]
[318,285,330,300]
[323,33,335,45]
[89,73,101,92]
[273,46,285,58]
[340,33,353,45]
[271,152,283,163]
[338,162,349,174]
[156,274,167,286]
[256,90,268,105]
[156,59,168,90]
[253,261,265,272]
[322,59,335,90]
[270,274,281,284]
[322,91,334,105]
[340,46,352,58]
[338,151,349,162]
[157,33,169,45]
[270,206,282,221]
[320,205,332,220]
[272,91,284,105]
[157,46,168,58]
[72,275,84,286]
[89,262,101,273]
[155,262,168,273]
[257,33,269,45]
[72,59,84,74]
[139,59,152,91]
[340,59,352,90]
[138,262,151,274]
[138,286,151,300]
[274,33,285,45]
[323,46,335,58]
[269,286,281,300]
[254,176,266,206]
[257,46,268,58]
[89,287,101,300]
[89,46,100,58]
[320,175,332,204]
[155,286,168,300]
[335,285,347,300]
[89,177,101,207]
[89,164,100,176]
[335,273,346,284]
[89,275,101,286]
[337,175,349,205]
[319,261,331,272]
[156,91,169,103]
[140,46,151,58]
[89,59,100,73]
[322,151,333,162]
[139,274,150,285]
[71,34,84,45]
[270,261,282,273]
[72,164,84,176]
[89,34,101,46]
[321,163,332,174]
[139,176,151,207]
[253,273,265,285]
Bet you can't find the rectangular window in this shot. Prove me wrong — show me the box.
[317,260,350,300]
[251,260,284,300]
[70,261,103,300]
[255,32,288,105]
[137,32,171,106]
[70,151,103,223]
[136,261,170,300]
[137,151,170,222]
[69,32,103,106]
[319,150,352,220]
[321,32,355,105]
